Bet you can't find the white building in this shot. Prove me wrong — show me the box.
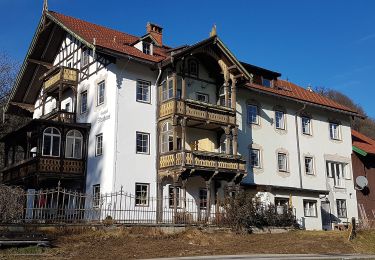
[1,10,360,230]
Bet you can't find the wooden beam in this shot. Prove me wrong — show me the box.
[28,58,53,69]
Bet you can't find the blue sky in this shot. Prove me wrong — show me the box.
[1,0,374,118]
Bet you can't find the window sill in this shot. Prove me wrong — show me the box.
[136,152,150,155]
[135,204,149,208]
[136,99,151,104]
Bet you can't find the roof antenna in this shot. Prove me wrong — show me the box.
[43,0,48,13]
[210,24,217,37]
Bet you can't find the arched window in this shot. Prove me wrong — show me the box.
[161,122,173,153]
[219,133,232,154]
[65,130,83,159]
[42,127,61,157]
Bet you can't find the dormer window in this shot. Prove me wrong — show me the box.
[142,42,151,55]
[188,60,198,77]
[262,77,272,87]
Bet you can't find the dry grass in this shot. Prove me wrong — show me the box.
[1,227,374,259]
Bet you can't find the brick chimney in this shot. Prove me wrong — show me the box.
[146,22,163,46]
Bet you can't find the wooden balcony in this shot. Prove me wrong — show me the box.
[159,150,246,174]
[159,99,236,126]
[42,109,75,123]
[43,67,78,91]
[1,156,85,184]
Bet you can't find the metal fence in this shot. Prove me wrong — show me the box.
[6,186,227,225]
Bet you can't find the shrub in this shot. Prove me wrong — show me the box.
[222,190,297,232]
[0,185,25,223]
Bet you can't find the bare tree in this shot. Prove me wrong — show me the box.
[315,86,375,139]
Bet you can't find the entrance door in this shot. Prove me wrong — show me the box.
[321,201,332,230]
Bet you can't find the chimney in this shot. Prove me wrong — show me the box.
[146,22,163,46]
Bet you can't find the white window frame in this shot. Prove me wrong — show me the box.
[303,200,317,217]
[250,148,260,168]
[277,153,288,172]
[42,127,61,157]
[95,134,103,156]
[80,91,88,114]
[326,161,347,188]
[196,92,209,103]
[168,185,182,208]
[275,197,289,215]
[136,80,151,103]
[329,122,341,140]
[93,184,100,208]
[275,110,285,130]
[247,104,259,125]
[304,157,314,175]
[81,49,90,68]
[336,199,347,218]
[262,77,272,87]
[161,79,173,101]
[135,183,149,207]
[97,81,105,106]
[136,132,150,154]
[65,130,83,159]
[160,122,173,153]
[302,116,311,135]
[142,42,151,55]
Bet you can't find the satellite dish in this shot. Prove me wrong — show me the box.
[356,176,368,190]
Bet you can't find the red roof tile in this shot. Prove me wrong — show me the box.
[246,79,359,114]
[352,130,375,155]
[48,11,169,63]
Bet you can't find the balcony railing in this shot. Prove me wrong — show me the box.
[42,109,75,123]
[159,150,246,173]
[159,99,236,125]
[44,67,78,91]
[1,156,84,184]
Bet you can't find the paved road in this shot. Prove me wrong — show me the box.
[149,254,375,260]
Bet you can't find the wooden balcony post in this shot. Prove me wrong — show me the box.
[206,180,212,223]
[156,178,164,223]
[173,178,179,224]
[181,76,186,100]
[224,81,229,108]
[182,179,187,211]
[41,93,46,116]
[181,117,187,165]
[231,78,237,110]
[172,116,178,151]
[232,126,238,156]
[172,72,177,114]
[225,126,231,155]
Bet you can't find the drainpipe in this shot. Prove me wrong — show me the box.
[295,104,306,189]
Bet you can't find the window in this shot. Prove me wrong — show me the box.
[161,79,173,101]
[67,59,72,68]
[275,197,289,214]
[65,130,83,159]
[95,134,103,156]
[65,102,71,112]
[247,104,259,124]
[302,117,311,135]
[250,148,260,168]
[305,157,314,175]
[188,60,198,77]
[136,80,151,103]
[199,189,207,209]
[80,91,88,114]
[161,122,173,153]
[136,132,150,154]
[42,127,61,157]
[196,92,209,103]
[326,161,347,188]
[275,110,285,129]
[97,81,105,105]
[303,200,317,217]
[168,185,182,208]
[142,42,151,55]
[81,49,90,67]
[262,78,272,87]
[336,199,347,218]
[135,183,149,206]
[277,153,288,172]
[93,184,100,208]
[219,134,232,154]
[329,122,340,140]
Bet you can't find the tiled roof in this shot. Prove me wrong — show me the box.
[352,130,375,155]
[48,11,169,63]
[245,79,359,114]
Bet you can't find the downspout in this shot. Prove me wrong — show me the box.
[295,104,306,189]
[155,64,162,222]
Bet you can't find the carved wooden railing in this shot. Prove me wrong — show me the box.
[159,99,236,125]
[44,67,78,90]
[159,150,246,173]
[42,110,76,123]
[0,156,84,184]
